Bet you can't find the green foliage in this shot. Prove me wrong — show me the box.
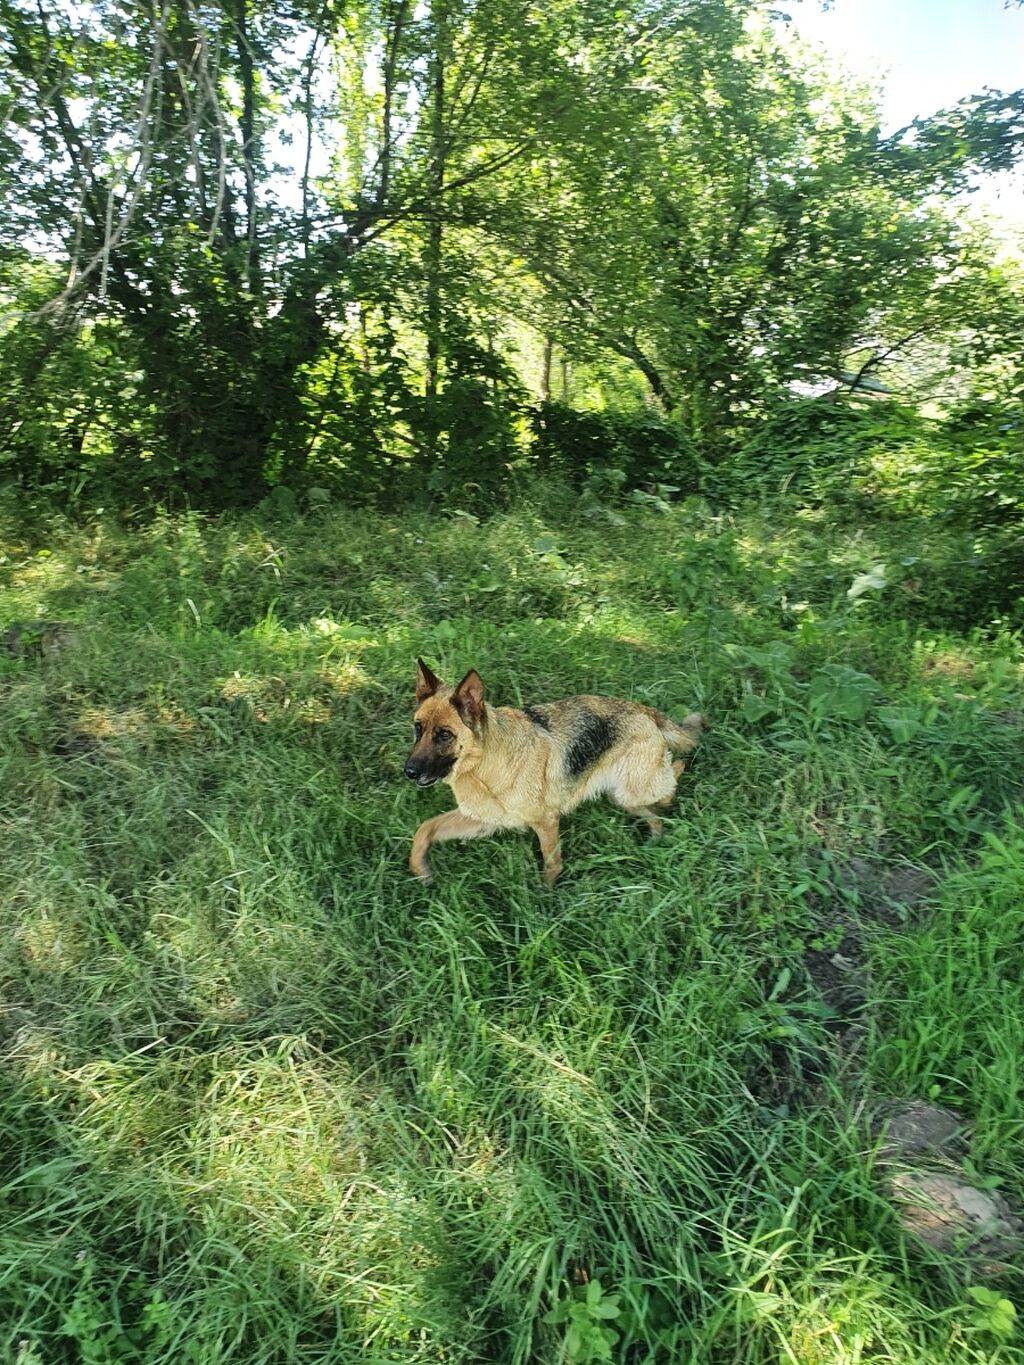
[868,820,1024,1149]
[417,331,528,497]
[531,402,699,492]
[544,1280,622,1362]
[928,408,1024,526]
[0,261,139,501]
[704,399,932,504]
[727,646,883,730]
[807,663,883,721]
[59,1257,171,1364]
[852,405,1024,622]
[965,1286,1018,1342]
[3,0,1023,504]
[685,398,1023,628]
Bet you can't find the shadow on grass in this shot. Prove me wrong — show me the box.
[1,1036,503,1361]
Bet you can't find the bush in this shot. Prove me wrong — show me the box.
[530,402,700,493]
[703,399,932,506]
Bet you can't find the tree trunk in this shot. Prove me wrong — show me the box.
[541,335,553,403]
[615,337,675,413]
[424,0,446,405]
[235,0,260,290]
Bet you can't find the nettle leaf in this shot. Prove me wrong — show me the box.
[968,1287,1002,1306]
[847,564,887,600]
[740,694,779,724]
[591,1298,621,1320]
[741,1290,785,1320]
[768,966,792,1002]
[967,1285,1017,1340]
[770,735,812,753]
[808,664,881,720]
[532,535,561,554]
[471,572,503,593]
[878,705,922,742]
[724,642,794,672]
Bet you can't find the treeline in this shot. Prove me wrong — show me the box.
[1,0,1023,509]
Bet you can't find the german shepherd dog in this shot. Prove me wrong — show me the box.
[405,659,703,883]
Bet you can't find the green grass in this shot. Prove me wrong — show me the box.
[1,490,1022,1363]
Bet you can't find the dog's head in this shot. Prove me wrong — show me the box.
[404,658,486,787]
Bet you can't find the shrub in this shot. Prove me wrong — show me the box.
[529,402,700,493]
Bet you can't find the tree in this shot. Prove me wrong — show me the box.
[485,7,1024,451]
[0,0,593,501]
[1,0,1022,502]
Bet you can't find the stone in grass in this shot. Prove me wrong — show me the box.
[841,855,935,919]
[872,1101,1023,1271]
[873,1099,967,1162]
[3,621,80,658]
[887,1170,1023,1264]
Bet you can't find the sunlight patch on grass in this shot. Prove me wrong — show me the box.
[75,704,151,740]
[16,908,88,975]
[176,1042,460,1351]
[217,658,370,724]
[5,1021,64,1084]
[153,699,197,734]
[914,643,980,684]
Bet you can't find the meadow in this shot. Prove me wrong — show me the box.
[1,486,1022,1363]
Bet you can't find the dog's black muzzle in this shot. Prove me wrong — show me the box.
[404,762,437,787]
[404,754,455,787]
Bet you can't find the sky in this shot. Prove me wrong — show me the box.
[785,0,1024,228]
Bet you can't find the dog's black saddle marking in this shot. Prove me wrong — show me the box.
[565,711,617,779]
[523,705,552,731]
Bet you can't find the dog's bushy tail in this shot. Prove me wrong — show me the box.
[649,709,705,753]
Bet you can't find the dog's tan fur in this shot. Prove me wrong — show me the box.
[405,659,703,883]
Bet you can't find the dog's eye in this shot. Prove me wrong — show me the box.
[414,722,424,739]
[434,728,454,744]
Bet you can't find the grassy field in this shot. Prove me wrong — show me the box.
[1,488,1022,1363]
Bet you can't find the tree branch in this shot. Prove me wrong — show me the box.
[844,324,931,393]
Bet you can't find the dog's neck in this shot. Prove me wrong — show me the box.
[450,703,522,792]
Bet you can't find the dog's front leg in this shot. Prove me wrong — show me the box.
[532,816,562,884]
[409,811,491,881]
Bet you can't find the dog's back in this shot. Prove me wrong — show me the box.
[509,695,703,815]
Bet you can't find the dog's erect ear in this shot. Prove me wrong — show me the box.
[451,669,485,728]
[415,658,442,703]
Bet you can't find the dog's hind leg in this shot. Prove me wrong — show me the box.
[650,759,687,811]
[622,805,665,839]
[609,745,674,837]
[410,811,492,881]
